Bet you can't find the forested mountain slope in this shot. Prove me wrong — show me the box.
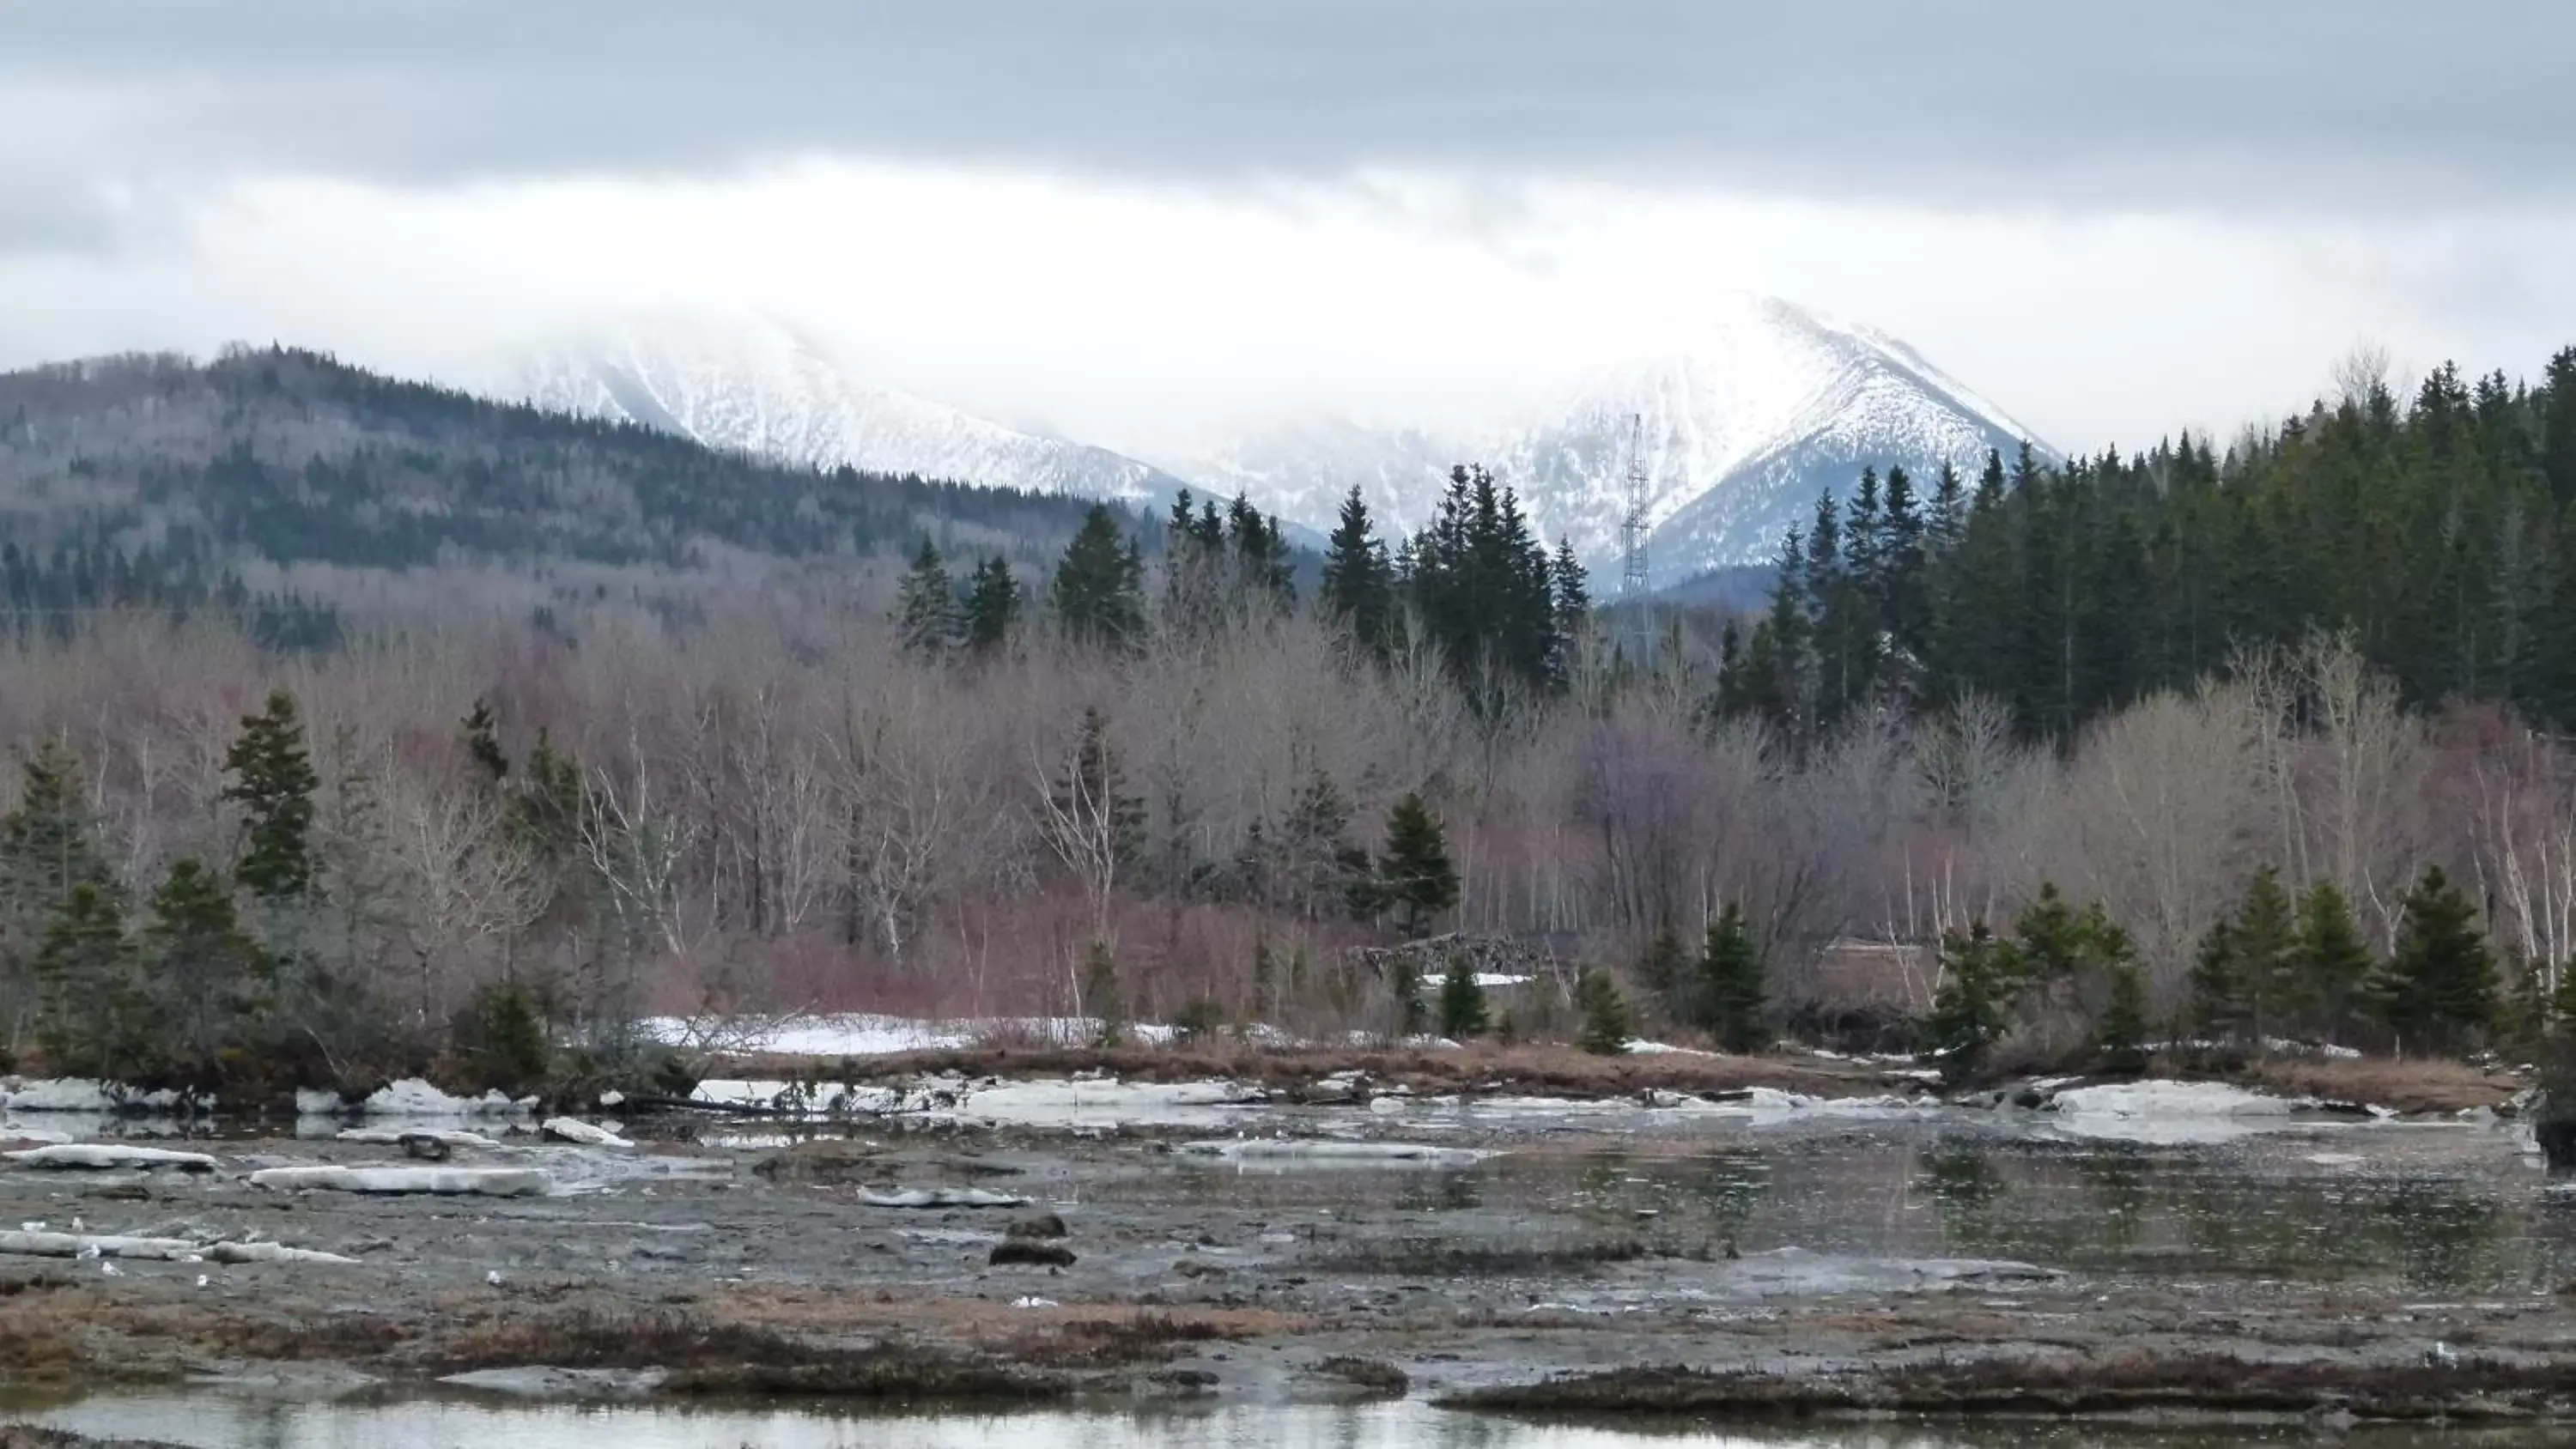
[0,346,1119,616]
[1722,349,2576,740]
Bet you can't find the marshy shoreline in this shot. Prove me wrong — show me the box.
[2,1046,2569,1444]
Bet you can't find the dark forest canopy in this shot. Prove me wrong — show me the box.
[0,345,1123,584]
[1718,346,2576,744]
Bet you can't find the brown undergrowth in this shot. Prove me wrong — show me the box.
[1442,1353,2576,1422]
[726,1041,1901,1100]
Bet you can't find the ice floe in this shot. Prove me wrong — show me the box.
[858,1187,1029,1209]
[249,1165,554,1196]
[355,1080,538,1119]
[5,1143,219,1172]
[541,1118,634,1149]
[2044,1080,2314,1144]
[1177,1138,1489,1166]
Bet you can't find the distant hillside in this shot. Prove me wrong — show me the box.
[0,346,1121,619]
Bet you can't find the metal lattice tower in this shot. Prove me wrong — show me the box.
[1619,412,1653,668]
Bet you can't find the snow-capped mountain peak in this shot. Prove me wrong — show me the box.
[1167,294,2047,585]
[498,314,1182,505]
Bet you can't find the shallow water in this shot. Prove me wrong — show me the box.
[7,1395,2561,1449]
[1143,1113,2573,1296]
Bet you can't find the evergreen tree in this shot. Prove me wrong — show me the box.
[1402,465,1565,706]
[2188,916,2245,1044]
[461,699,508,782]
[1635,926,1688,1022]
[962,556,1023,653]
[222,688,319,901]
[2096,960,2150,1073]
[1270,771,1371,921]
[1925,923,2011,1085]
[1699,901,1767,1053]
[1050,706,1145,870]
[1078,937,1126,1047]
[1320,486,1395,659]
[0,737,117,1048]
[1549,539,1590,689]
[1388,955,1428,1037]
[2543,346,2576,506]
[1049,504,1146,650]
[30,882,145,1081]
[2230,868,2303,1042]
[1576,967,1632,1055]
[142,856,267,1077]
[1373,792,1460,937]
[1437,955,1489,1040]
[895,537,960,658]
[2373,865,2497,1053]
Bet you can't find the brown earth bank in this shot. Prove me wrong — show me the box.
[3,1097,2575,1432]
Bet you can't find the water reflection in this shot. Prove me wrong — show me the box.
[13,1397,2567,1449]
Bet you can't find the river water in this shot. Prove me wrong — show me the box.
[9,1394,2566,1449]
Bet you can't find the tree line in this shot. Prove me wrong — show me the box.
[1722,346,2576,744]
[0,343,2567,1099]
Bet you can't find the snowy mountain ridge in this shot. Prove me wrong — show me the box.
[487,299,2047,584]
[1171,295,2050,584]
[499,317,1185,506]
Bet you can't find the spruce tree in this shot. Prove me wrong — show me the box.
[1387,955,1428,1037]
[0,737,117,1046]
[2231,868,2303,1042]
[1078,938,1126,1047]
[1926,924,2011,1084]
[143,856,266,1077]
[30,882,145,1081]
[1050,706,1145,870]
[1576,967,1632,1055]
[1049,505,1146,650]
[1320,486,1394,658]
[1437,955,1488,1040]
[2096,960,2150,1073]
[1549,539,1590,689]
[962,557,1023,653]
[461,699,508,782]
[2375,865,2497,1054]
[895,537,960,658]
[222,688,319,901]
[1373,792,1459,937]
[1636,926,1688,1022]
[1699,901,1767,1053]
[1273,772,1370,920]
[2188,917,2245,1044]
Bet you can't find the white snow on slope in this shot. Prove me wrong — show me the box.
[1173,294,2049,582]
[500,315,1176,503]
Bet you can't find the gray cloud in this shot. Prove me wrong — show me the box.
[4,0,2569,223]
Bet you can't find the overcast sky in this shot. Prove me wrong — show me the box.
[4,1,2571,455]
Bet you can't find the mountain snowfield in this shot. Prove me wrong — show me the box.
[1180,296,2050,584]
[493,300,2047,586]
[501,317,1186,506]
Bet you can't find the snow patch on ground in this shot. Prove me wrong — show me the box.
[647,1014,1180,1057]
[688,1075,1264,1131]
